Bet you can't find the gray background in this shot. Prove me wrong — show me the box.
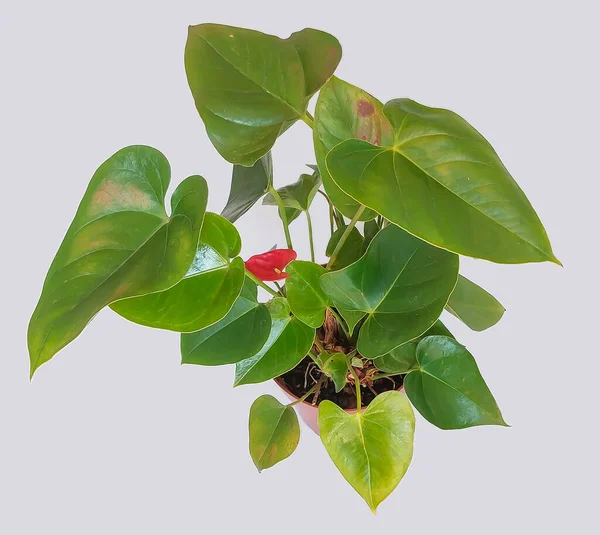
[1,0,598,532]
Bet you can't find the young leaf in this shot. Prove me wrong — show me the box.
[319,391,415,512]
[234,298,315,386]
[314,76,390,220]
[221,153,272,223]
[185,24,341,165]
[285,261,329,328]
[320,352,347,392]
[110,213,245,332]
[263,171,321,211]
[446,275,505,331]
[249,395,300,472]
[325,225,364,270]
[362,219,379,252]
[404,336,507,429]
[181,278,271,366]
[28,146,208,377]
[373,320,454,374]
[326,98,559,264]
[320,225,459,358]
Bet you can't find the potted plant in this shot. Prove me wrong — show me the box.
[27,23,559,512]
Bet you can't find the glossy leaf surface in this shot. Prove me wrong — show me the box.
[320,225,459,357]
[319,391,415,512]
[325,225,364,270]
[285,261,329,328]
[404,336,507,429]
[28,146,208,377]
[234,298,315,385]
[320,352,347,392]
[186,24,341,165]
[249,395,300,471]
[111,213,244,332]
[326,98,558,264]
[181,278,271,366]
[446,275,505,331]
[222,153,272,223]
[314,77,391,220]
[263,170,321,211]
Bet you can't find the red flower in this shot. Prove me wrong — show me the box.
[245,249,297,281]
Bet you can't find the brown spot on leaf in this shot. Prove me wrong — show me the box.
[357,99,375,117]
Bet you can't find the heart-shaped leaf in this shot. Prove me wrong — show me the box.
[111,213,244,332]
[319,391,415,512]
[446,275,505,331]
[222,153,272,223]
[263,170,321,211]
[180,278,271,366]
[319,352,348,392]
[314,77,390,220]
[325,225,364,270]
[404,335,507,429]
[249,394,300,472]
[28,146,208,377]
[234,298,315,386]
[326,98,559,264]
[320,225,459,358]
[285,261,329,328]
[185,24,341,165]
[373,320,453,374]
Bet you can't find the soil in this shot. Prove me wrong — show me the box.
[276,309,404,410]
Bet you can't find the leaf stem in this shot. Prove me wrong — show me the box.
[326,206,365,269]
[305,210,315,262]
[313,338,326,354]
[371,372,404,381]
[273,281,286,297]
[289,384,318,406]
[327,307,351,338]
[267,185,293,249]
[245,270,279,297]
[346,354,362,412]
[302,111,315,128]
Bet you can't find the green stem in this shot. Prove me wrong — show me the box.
[327,307,351,338]
[346,354,362,412]
[326,206,365,269]
[305,210,315,262]
[371,372,404,381]
[268,185,293,249]
[245,271,279,297]
[302,111,315,128]
[289,384,318,406]
[273,281,285,296]
[317,190,335,235]
[313,338,326,354]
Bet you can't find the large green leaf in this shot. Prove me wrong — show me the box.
[249,394,300,472]
[325,225,364,270]
[314,77,390,220]
[185,24,341,165]
[221,153,272,223]
[180,278,271,366]
[28,146,208,377]
[326,98,559,264]
[111,213,244,332]
[285,261,329,328]
[234,298,315,386]
[373,320,454,374]
[320,225,459,358]
[446,275,505,331]
[404,335,507,429]
[319,391,415,512]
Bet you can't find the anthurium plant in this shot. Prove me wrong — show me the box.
[28,23,559,512]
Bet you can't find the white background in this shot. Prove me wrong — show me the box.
[1,0,598,533]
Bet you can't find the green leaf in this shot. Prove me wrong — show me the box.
[234,298,315,386]
[285,261,329,328]
[404,336,507,429]
[338,309,365,334]
[319,352,347,392]
[446,275,505,331]
[110,213,244,332]
[222,153,272,223]
[362,219,379,252]
[373,320,454,374]
[249,394,300,472]
[326,98,559,264]
[314,76,391,220]
[181,278,271,366]
[28,146,208,377]
[319,391,415,512]
[185,24,341,165]
[320,225,459,358]
[325,225,364,270]
[263,170,321,211]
